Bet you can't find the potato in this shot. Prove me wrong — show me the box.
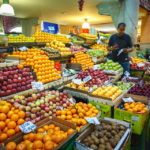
[103,136,108,142]
[111,130,117,136]
[106,143,113,150]
[90,144,98,150]
[99,138,105,144]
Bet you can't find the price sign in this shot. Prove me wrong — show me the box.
[92,57,97,63]
[19,122,36,133]
[56,106,63,110]
[69,98,75,105]
[122,97,134,103]
[137,63,145,67]
[83,76,92,83]
[131,116,139,122]
[31,82,44,90]
[85,117,100,125]
[72,79,82,85]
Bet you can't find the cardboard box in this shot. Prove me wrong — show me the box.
[114,94,150,135]
[1,117,77,150]
[75,118,131,150]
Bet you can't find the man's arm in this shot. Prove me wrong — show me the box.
[107,36,118,51]
[123,35,133,53]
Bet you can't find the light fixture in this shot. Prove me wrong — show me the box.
[82,18,90,29]
[0,0,15,16]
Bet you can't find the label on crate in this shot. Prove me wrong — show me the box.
[85,117,100,125]
[122,97,134,103]
[131,116,139,122]
[72,79,82,85]
[31,82,44,90]
[83,76,92,83]
[19,121,36,133]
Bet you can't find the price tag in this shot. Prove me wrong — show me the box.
[137,63,145,67]
[19,46,28,51]
[85,117,100,125]
[19,122,36,133]
[72,79,82,85]
[122,97,134,103]
[56,106,63,110]
[92,57,97,63]
[69,98,75,105]
[131,116,139,122]
[83,76,92,83]
[31,82,44,90]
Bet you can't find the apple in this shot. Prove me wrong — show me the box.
[40,99,44,104]
[35,101,40,107]
[26,106,31,111]
[45,107,50,113]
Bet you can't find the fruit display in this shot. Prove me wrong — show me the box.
[33,31,71,43]
[6,124,74,150]
[42,47,60,58]
[8,90,71,124]
[46,40,72,56]
[66,81,89,91]
[77,68,109,87]
[91,44,108,53]
[116,81,133,91]
[92,86,123,100]
[0,101,25,142]
[71,52,94,70]
[122,101,148,113]
[80,122,127,150]
[86,49,106,57]
[131,57,146,64]
[128,84,150,98]
[79,33,97,40]
[130,63,145,70]
[98,60,123,73]
[70,46,87,53]
[0,66,34,97]
[8,48,61,84]
[8,34,35,43]
[56,102,99,132]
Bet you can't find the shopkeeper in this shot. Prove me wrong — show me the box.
[108,23,133,76]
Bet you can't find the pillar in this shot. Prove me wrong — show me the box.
[97,0,139,43]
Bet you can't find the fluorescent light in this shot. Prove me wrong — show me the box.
[0,4,15,16]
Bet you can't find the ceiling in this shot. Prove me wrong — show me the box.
[1,0,112,25]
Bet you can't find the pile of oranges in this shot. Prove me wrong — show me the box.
[124,102,148,113]
[32,31,71,43]
[71,52,94,70]
[6,124,74,150]
[0,101,25,142]
[56,103,99,132]
[66,82,89,91]
[46,40,72,56]
[8,48,61,84]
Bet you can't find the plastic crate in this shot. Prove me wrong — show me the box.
[114,108,149,135]
[89,101,111,118]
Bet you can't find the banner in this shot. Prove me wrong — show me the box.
[41,22,59,34]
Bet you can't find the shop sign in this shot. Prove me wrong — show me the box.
[140,0,150,11]
[41,22,59,34]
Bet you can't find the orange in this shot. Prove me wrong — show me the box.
[67,111,72,115]
[14,109,19,114]
[56,110,61,116]
[6,142,16,150]
[16,142,26,150]
[18,64,24,69]
[15,125,20,133]
[26,142,33,150]
[61,110,66,115]
[7,129,15,137]
[18,111,25,119]
[67,115,72,120]
[35,133,44,140]
[0,113,7,121]
[1,105,9,114]
[67,128,74,135]
[79,113,84,118]
[5,118,10,125]
[24,140,31,145]
[60,115,66,120]
[23,134,29,141]
[11,114,19,121]
[0,133,7,142]
[47,129,54,135]
[7,121,16,129]
[28,133,35,142]
[43,135,51,143]
[3,127,8,133]
[0,121,5,130]
[33,140,43,149]
[71,109,76,114]
[17,118,25,125]
[54,126,60,131]
[44,141,54,150]
[37,128,45,133]
[43,125,49,131]
[87,103,92,108]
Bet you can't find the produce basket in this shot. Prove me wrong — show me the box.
[114,94,150,135]
[1,117,78,150]
[75,117,131,150]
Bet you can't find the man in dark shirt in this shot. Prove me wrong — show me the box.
[108,23,133,76]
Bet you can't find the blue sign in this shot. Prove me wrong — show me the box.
[42,22,59,34]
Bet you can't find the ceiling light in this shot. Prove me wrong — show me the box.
[82,18,90,29]
[0,0,15,16]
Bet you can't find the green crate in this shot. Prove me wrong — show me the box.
[114,108,149,135]
[89,101,111,118]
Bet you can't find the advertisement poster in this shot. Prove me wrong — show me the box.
[41,22,59,34]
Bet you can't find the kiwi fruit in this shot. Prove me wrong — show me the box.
[90,144,98,150]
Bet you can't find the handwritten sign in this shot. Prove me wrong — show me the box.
[69,98,75,105]
[83,76,92,83]
[19,122,36,133]
[31,82,44,90]
[85,117,100,125]
[122,97,134,103]
[72,79,82,85]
